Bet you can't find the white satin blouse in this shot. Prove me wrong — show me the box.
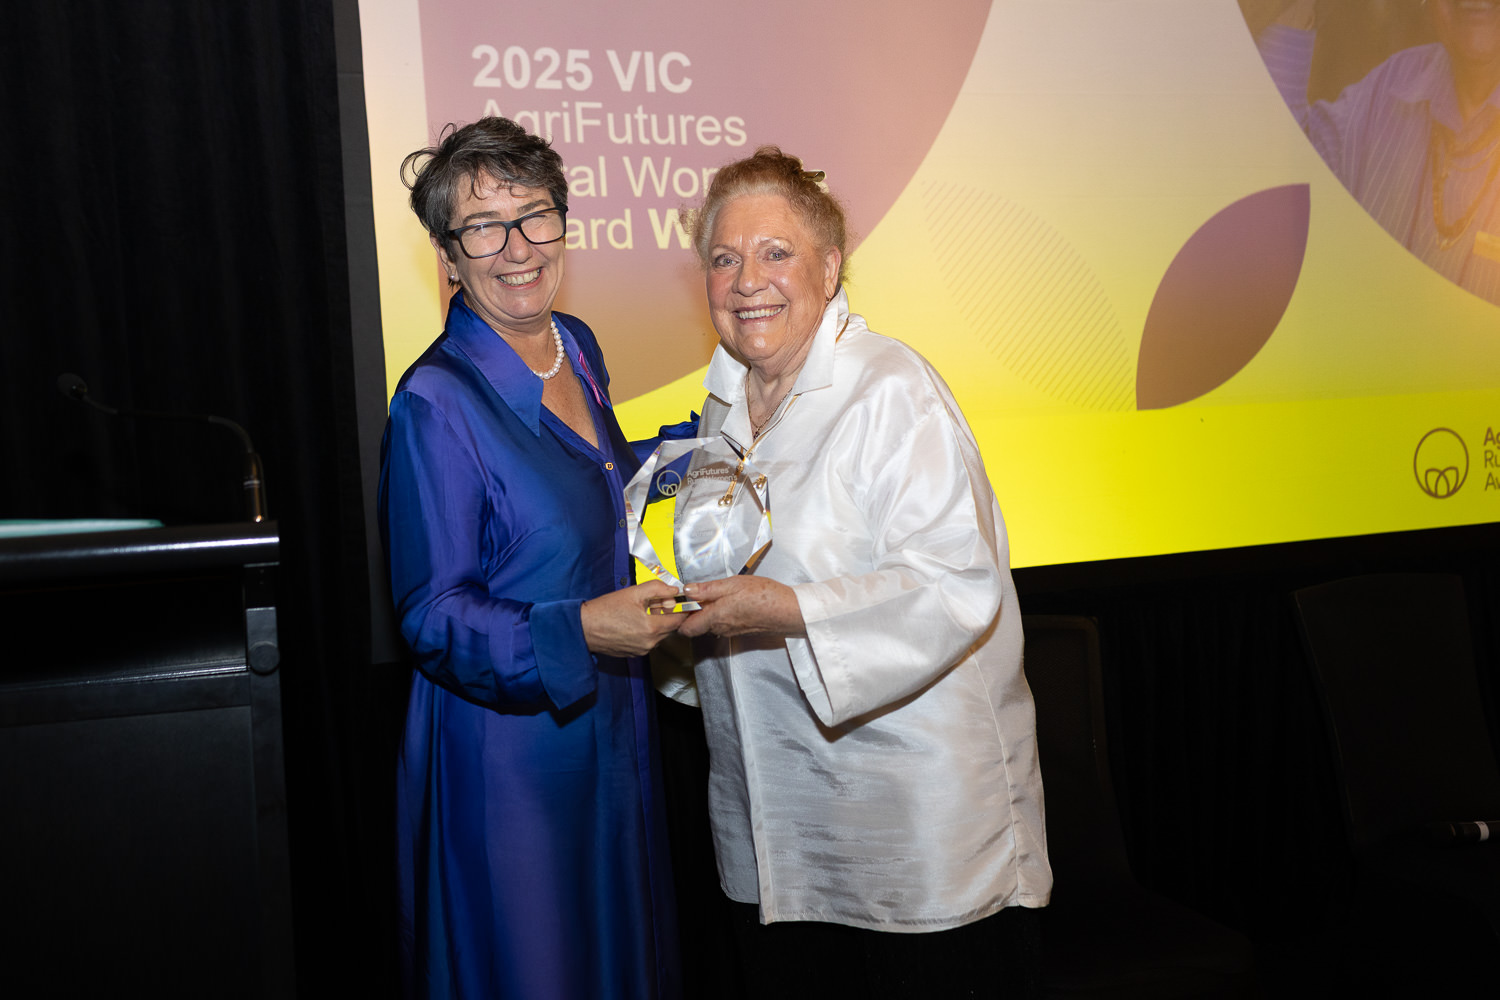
[675,290,1052,931]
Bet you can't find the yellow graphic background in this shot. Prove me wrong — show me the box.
[361,0,1500,568]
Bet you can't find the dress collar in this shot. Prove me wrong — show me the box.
[444,290,579,436]
[702,287,850,407]
[1389,44,1500,132]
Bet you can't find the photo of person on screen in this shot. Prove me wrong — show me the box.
[1247,0,1500,306]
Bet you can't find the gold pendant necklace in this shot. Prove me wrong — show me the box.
[1428,118,1500,251]
[716,436,769,508]
[751,384,795,439]
[717,382,793,507]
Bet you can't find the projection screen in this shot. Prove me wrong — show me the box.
[358,0,1500,568]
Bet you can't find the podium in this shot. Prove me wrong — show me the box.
[0,522,295,997]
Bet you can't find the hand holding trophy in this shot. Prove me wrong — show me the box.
[623,434,773,612]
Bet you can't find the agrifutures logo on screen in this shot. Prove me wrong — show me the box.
[1410,427,1500,499]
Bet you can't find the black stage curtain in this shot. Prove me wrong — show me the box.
[1019,530,1500,985]
[0,2,398,994]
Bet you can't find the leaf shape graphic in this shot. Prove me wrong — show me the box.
[1136,184,1310,409]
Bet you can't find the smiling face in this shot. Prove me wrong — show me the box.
[1432,0,1500,106]
[433,174,564,339]
[705,193,842,380]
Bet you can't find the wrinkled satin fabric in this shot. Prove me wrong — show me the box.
[667,289,1052,931]
[381,293,679,998]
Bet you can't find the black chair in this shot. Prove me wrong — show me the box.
[1293,573,1500,986]
[1024,615,1256,998]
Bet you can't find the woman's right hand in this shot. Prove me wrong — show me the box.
[581,579,688,658]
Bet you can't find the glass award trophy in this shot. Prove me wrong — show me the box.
[623,434,773,610]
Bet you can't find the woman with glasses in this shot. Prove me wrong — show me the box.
[380,116,683,999]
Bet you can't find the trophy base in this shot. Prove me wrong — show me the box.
[648,600,702,614]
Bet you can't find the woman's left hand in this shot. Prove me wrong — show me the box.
[678,576,805,639]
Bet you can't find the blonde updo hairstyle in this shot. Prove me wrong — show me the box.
[690,146,850,288]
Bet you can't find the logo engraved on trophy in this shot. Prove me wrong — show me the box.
[654,469,681,497]
[623,436,773,603]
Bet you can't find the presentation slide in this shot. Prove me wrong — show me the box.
[359,0,1500,568]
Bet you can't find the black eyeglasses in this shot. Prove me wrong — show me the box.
[444,208,566,259]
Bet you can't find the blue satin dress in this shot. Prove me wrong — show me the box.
[379,293,679,999]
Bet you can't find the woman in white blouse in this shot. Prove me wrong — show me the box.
[674,147,1052,998]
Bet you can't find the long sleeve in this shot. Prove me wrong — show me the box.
[380,390,595,710]
[1259,23,1381,179]
[1258,23,1315,127]
[630,412,700,465]
[1259,32,1451,210]
[391,299,680,998]
[787,375,1006,727]
[688,296,1047,928]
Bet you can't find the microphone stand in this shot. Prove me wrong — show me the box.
[57,372,269,523]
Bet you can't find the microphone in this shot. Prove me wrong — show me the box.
[56,372,95,407]
[56,372,269,523]
[1423,820,1500,846]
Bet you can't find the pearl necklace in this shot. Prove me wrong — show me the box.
[530,318,566,380]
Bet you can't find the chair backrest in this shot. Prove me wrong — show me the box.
[1023,614,1134,884]
[1293,572,1500,850]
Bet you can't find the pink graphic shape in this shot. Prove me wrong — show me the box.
[1137,184,1310,410]
[415,0,991,398]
